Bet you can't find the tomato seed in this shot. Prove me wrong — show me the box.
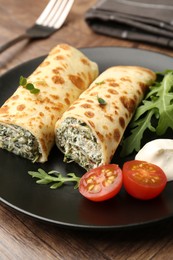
[86,178,94,184]
[104,179,114,186]
[88,184,94,191]
[108,176,115,181]
[93,185,101,193]
[105,170,112,177]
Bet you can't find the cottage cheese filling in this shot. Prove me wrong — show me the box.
[56,117,102,170]
[0,124,40,161]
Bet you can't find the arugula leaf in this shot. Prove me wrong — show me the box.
[121,110,156,156]
[121,70,173,157]
[157,69,173,76]
[28,168,80,189]
[155,73,173,135]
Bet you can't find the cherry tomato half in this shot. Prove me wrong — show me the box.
[79,164,123,202]
[122,160,167,200]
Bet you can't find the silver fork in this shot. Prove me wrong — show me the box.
[0,0,74,53]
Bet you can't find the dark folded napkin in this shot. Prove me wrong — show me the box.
[85,0,173,48]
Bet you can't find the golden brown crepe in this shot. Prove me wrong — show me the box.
[55,66,156,170]
[0,44,98,162]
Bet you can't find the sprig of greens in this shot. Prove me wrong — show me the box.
[97,96,107,105]
[121,70,173,157]
[19,76,40,94]
[95,81,107,105]
[28,168,80,189]
[95,81,105,85]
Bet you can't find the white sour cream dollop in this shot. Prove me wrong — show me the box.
[135,139,173,181]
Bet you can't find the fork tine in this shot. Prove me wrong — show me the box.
[36,0,74,29]
[36,0,57,25]
[41,0,63,27]
[49,0,74,28]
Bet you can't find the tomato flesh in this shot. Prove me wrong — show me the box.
[122,160,167,200]
[79,164,123,202]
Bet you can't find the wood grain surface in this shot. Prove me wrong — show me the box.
[1,1,173,259]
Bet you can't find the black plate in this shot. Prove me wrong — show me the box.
[0,47,173,230]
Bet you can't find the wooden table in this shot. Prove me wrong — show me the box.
[1,1,173,259]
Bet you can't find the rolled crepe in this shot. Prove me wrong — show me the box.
[0,44,98,162]
[55,66,156,170]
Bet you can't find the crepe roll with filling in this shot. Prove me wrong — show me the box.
[0,44,98,162]
[55,66,156,170]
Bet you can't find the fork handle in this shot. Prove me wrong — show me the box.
[0,34,30,54]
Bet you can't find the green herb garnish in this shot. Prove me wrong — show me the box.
[28,168,80,189]
[19,76,40,94]
[121,70,173,156]
[97,96,107,105]
[95,81,105,85]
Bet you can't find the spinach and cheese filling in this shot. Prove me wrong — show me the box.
[0,124,41,161]
[56,117,102,170]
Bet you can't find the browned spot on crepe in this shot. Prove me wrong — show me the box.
[52,75,65,84]
[39,112,44,117]
[52,67,64,74]
[55,55,65,60]
[139,82,148,94]
[64,98,70,105]
[40,61,50,67]
[105,114,114,122]
[107,89,119,95]
[80,58,90,66]
[0,105,9,113]
[88,120,95,128]
[17,104,25,111]
[50,94,59,100]
[59,44,70,50]
[80,103,92,109]
[96,131,104,142]
[120,77,132,82]
[114,128,121,142]
[119,116,125,128]
[120,96,136,114]
[11,95,19,100]
[69,75,85,90]
[84,111,94,118]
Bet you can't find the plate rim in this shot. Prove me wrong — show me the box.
[1,46,173,230]
[1,45,173,78]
